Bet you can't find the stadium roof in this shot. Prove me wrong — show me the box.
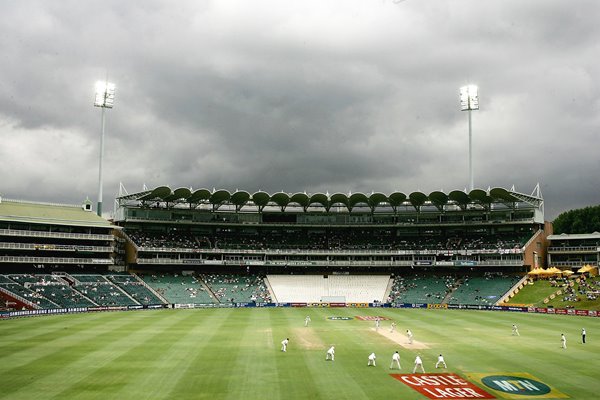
[547,232,600,241]
[0,199,113,228]
[117,185,543,212]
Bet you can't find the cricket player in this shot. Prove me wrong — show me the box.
[407,329,413,344]
[281,338,289,352]
[413,355,425,373]
[561,333,567,349]
[375,317,380,331]
[512,324,520,336]
[582,328,586,344]
[305,315,311,327]
[435,354,447,369]
[390,351,401,369]
[390,322,396,333]
[367,352,377,366]
[326,346,335,361]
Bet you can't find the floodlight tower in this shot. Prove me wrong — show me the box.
[460,85,479,191]
[93,80,115,216]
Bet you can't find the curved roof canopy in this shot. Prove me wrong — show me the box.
[118,186,542,213]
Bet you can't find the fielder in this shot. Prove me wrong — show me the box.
[561,333,567,349]
[512,324,520,336]
[326,345,335,361]
[305,315,311,327]
[367,352,377,366]
[582,328,586,344]
[375,317,381,331]
[281,338,289,352]
[435,354,447,369]
[407,329,413,344]
[413,355,425,373]
[390,322,396,333]
[390,351,401,369]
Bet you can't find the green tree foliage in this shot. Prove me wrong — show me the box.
[553,204,600,234]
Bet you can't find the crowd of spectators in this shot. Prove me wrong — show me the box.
[142,272,213,302]
[387,273,458,304]
[201,274,271,303]
[552,275,600,302]
[2,274,94,308]
[129,229,528,252]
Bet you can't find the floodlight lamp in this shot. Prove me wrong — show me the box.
[460,85,479,111]
[94,81,116,108]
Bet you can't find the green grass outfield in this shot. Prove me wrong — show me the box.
[1,308,599,400]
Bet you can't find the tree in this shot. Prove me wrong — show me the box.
[553,205,600,234]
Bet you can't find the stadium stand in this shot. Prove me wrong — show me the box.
[387,274,458,304]
[141,273,215,304]
[202,274,271,303]
[448,272,522,305]
[267,275,390,303]
[107,274,165,305]
[0,186,554,309]
[0,282,60,309]
[70,274,139,306]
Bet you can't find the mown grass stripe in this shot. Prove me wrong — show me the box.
[1,311,186,400]
[225,309,281,400]
[165,309,250,399]
[0,311,135,375]
[46,310,196,400]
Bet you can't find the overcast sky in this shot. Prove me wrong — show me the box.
[1,0,598,220]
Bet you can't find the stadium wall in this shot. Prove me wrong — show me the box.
[522,221,553,270]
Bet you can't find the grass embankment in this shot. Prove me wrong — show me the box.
[506,277,600,310]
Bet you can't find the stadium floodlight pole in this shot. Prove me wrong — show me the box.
[460,85,479,191]
[93,80,116,217]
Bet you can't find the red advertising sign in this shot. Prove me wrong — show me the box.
[391,373,495,399]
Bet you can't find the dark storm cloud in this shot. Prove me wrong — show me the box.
[0,0,599,220]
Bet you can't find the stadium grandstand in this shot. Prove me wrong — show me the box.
[1,184,560,311]
[546,232,600,269]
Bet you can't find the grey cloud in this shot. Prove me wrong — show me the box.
[0,0,599,220]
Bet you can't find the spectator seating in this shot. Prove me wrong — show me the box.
[202,274,271,303]
[267,274,390,303]
[141,273,215,304]
[71,274,138,306]
[388,274,457,305]
[0,282,60,309]
[447,273,522,305]
[107,274,164,305]
[127,229,530,252]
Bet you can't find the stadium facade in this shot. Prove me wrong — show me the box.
[113,185,550,273]
[1,185,566,312]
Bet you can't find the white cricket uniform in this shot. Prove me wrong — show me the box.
[413,356,425,373]
[368,352,377,366]
[390,323,396,333]
[435,355,447,368]
[561,335,567,349]
[407,330,413,344]
[390,352,401,369]
[326,346,335,361]
[281,339,289,352]
[305,316,311,327]
[512,325,520,336]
